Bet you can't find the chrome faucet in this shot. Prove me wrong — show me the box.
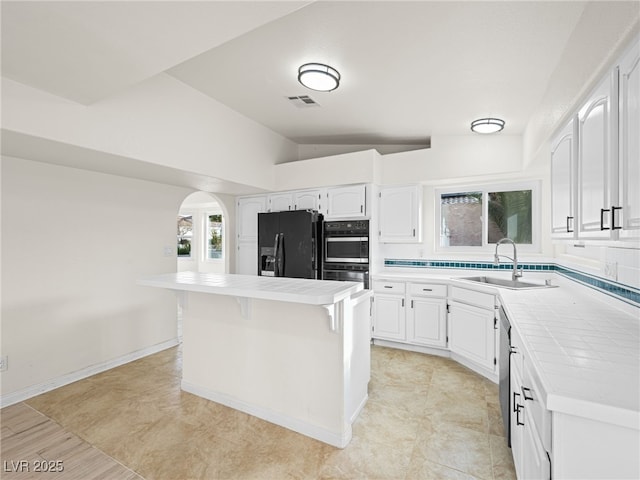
[494,238,522,281]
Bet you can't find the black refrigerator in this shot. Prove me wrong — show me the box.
[257,210,323,279]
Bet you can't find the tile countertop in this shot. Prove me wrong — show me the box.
[372,270,640,430]
[138,271,363,305]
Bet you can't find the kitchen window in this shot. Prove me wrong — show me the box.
[437,182,539,252]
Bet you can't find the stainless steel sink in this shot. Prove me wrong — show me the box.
[459,276,557,290]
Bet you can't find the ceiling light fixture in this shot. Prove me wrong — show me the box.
[471,118,505,134]
[298,63,340,92]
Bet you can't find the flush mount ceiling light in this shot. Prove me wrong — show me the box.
[298,63,340,92]
[471,118,505,134]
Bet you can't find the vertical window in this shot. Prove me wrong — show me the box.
[207,214,223,259]
[488,190,532,244]
[440,192,482,247]
[177,215,192,257]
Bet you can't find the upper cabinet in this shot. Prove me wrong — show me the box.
[378,184,422,243]
[268,192,293,212]
[551,35,639,244]
[326,184,367,218]
[576,71,617,239]
[551,119,577,238]
[617,39,640,240]
[293,189,325,214]
[237,195,267,242]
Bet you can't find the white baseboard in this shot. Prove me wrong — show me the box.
[372,338,450,358]
[181,380,352,449]
[372,339,498,384]
[0,338,180,408]
[349,393,369,424]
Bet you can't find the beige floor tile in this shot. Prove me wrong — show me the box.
[413,420,495,480]
[6,345,516,480]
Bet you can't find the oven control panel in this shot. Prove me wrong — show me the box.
[324,220,369,234]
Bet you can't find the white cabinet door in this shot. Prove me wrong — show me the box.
[378,185,421,243]
[448,301,495,371]
[510,365,525,478]
[326,184,366,218]
[617,40,640,240]
[236,241,257,275]
[577,72,618,238]
[372,294,405,341]
[268,192,293,212]
[237,196,266,242]
[551,119,577,238]
[407,297,447,347]
[522,400,551,480]
[294,189,324,214]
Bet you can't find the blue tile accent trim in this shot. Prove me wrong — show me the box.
[383,258,640,306]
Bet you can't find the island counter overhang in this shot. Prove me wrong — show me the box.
[138,272,372,448]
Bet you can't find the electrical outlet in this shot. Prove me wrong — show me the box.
[0,355,8,372]
[604,261,618,281]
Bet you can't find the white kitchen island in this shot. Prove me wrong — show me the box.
[138,272,372,448]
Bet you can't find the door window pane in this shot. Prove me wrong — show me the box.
[177,215,192,257]
[208,214,223,259]
[488,190,532,244]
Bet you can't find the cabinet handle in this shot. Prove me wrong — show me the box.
[522,387,534,401]
[384,285,393,289]
[360,205,363,213]
[510,346,518,355]
[612,206,622,230]
[600,208,611,230]
[422,288,433,292]
[566,216,574,233]
[412,228,416,237]
[411,300,414,308]
[401,298,405,307]
[516,404,525,426]
[513,391,521,412]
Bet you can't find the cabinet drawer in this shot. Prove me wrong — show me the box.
[450,286,495,310]
[408,283,447,298]
[372,280,406,294]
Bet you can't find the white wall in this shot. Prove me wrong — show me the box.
[274,149,381,192]
[1,156,192,400]
[379,135,525,185]
[2,74,297,191]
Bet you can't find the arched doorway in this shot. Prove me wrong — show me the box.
[177,191,230,274]
[176,192,230,340]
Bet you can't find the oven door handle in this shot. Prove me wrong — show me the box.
[324,257,369,263]
[325,237,369,242]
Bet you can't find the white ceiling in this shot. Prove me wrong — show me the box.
[2,1,589,145]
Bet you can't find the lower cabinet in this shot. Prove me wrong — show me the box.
[407,290,447,348]
[447,285,497,375]
[510,326,552,480]
[448,301,496,371]
[372,292,406,340]
[372,280,447,349]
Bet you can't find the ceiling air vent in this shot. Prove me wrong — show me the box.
[287,95,320,108]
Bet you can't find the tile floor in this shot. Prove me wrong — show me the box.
[4,345,516,479]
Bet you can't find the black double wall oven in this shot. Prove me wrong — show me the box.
[322,219,370,288]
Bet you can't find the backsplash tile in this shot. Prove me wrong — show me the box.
[383,259,640,307]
